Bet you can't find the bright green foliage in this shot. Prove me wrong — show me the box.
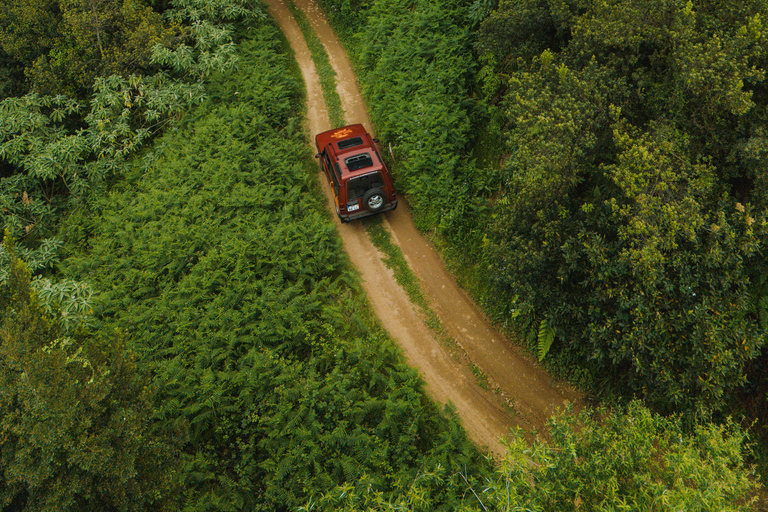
[537,318,555,362]
[30,277,94,332]
[151,0,265,78]
[0,0,253,265]
[0,77,203,244]
[359,0,474,230]
[0,235,62,281]
[316,0,484,231]
[0,236,96,331]
[61,20,491,510]
[311,402,759,511]
[0,243,181,511]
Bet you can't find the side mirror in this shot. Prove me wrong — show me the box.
[314,153,321,158]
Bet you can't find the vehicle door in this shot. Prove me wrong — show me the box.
[320,151,341,206]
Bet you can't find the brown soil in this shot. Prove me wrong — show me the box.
[265,0,581,457]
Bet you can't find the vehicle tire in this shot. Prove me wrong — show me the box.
[363,188,386,212]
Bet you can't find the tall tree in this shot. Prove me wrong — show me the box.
[0,244,182,511]
[476,0,768,420]
[0,0,61,98]
[20,0,174,97]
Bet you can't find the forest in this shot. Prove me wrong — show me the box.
[0,0,766,510]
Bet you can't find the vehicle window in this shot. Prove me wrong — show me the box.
[330,161,340,195]
[344,153,374,172]
[323,153,339,195]
[337,137,363,150]
[347,172,384,201]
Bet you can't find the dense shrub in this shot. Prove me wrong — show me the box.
[474,0,768,420]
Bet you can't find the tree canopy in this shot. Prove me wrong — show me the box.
[470,0,768,420]
[0,239,181,511]
[312,402,759,511]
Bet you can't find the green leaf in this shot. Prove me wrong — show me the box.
[537,318,556,362]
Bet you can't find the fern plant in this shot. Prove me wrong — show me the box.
[537,318,556,362]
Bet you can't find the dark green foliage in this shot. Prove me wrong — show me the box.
[0,0,256,277]
[0,0,174,99]
[61,20,491,510]
[474,0,768,421]
[0,240,181,511]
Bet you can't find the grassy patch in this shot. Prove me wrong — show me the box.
[470,363,490,391]
[285,0,345,127]
[363,216,430,313]
[362,217,447,341]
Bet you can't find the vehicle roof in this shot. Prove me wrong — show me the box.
[338,150,384,179]
[315,124,373,157]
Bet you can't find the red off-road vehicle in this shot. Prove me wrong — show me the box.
[315,124,398,222]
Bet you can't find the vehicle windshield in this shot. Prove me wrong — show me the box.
[347,172,384,201]
[344,153,374,172]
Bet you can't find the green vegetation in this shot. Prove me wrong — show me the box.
[317,0,768,421]
[0,0,173,98]
[363,218,432,316]
[2,2,493,509]
[315,0,768,502]
[2,0,766,509]
[0,0,257,252]
[285,0,345,127]
[61,25,489,508]
[1,244,181,511]
[315,402,760,511]
[475,1,768,423]
[363,217,494,389]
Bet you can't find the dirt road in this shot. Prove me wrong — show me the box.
[264,0,581,456]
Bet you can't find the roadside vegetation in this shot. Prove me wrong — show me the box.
[316,0,768,504]
[0,0,765,510]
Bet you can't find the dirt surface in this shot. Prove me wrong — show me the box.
[265,0,581,457]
